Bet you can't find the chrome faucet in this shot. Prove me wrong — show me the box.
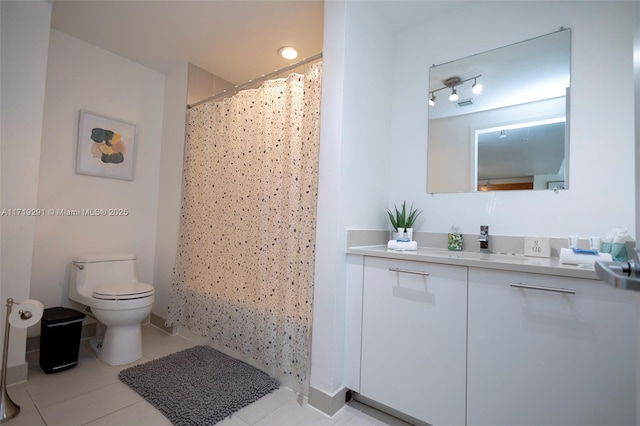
[479,225,489,253]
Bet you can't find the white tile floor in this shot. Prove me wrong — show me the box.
[6,325,409,426]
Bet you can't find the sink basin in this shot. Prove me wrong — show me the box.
[427,250,531,263]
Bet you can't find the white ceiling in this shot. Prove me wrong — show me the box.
[50,1,469,85]
[51,0,325,85]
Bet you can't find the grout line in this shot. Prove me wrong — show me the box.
[77,400,153,426]
[25,385,50,426]
[234,387,297,425]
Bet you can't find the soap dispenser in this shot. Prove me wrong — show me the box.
[448,225,463,251]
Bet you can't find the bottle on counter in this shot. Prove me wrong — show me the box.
[448,225,463,251]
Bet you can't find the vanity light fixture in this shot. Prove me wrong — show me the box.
[278,46,298,60]
[449,88,459,102]
[429,92,436,106]
[472,77,483,94]
[429,74,483,106]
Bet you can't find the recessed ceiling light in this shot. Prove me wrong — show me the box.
[278,46,298,60]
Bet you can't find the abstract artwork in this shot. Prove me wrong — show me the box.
[76,110,136,180]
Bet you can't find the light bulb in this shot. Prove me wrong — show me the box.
[429,93,436,106]
[278,47,298,60]
[449,88,458,102]
[472,81,483,94]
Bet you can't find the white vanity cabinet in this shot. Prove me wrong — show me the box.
[467,268,637,426]
[360,256,468,425]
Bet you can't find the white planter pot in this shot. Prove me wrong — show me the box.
[395,228,413,241]
[406,228,413,241]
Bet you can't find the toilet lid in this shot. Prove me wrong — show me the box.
[93,282,154,300]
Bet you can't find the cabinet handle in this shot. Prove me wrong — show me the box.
[389,267,430,276]
[510,282,576,295]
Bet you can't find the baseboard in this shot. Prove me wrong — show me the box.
[150,312,177,335]
[308,385,348,417]
[6,361,28,385]
[353,393,430,426]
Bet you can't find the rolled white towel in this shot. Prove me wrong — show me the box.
[602,226,634,244]
[560,247,612,267]
[387,240,418,251]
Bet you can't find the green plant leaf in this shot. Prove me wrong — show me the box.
[405,203,422,228]
[387,210,398,230]
[388,201,422,231]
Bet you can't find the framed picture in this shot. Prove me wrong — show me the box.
[76,110,137,180]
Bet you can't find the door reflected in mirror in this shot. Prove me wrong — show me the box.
[427,29,571,193]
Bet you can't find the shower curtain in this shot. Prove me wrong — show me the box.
[167,63,322,387]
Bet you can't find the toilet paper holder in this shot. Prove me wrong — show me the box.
[1,298,44,424]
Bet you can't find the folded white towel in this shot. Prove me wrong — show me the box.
[560,247,612,267]
[387,240,418,251]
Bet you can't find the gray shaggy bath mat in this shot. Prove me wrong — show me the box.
[118,345,280,426]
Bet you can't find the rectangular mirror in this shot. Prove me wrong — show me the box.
[427,29,571,193]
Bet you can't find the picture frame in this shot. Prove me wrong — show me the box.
[76,110,137,180]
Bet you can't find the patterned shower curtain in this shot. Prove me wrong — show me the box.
[167,63,322,386]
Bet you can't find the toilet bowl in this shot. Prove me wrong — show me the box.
[69,253,154,365]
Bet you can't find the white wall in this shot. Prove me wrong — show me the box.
[186,63,235,107]
[30,30,165,332]
[634,1,640,419]
[310,0,347,396]
[0,0,52,369]
[635,0,640,238]
[389,1,635,238]
[310,0,393,395]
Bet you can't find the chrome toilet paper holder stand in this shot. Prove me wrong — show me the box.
[0,298,39,424]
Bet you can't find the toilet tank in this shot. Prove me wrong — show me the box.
[70,253,139,298]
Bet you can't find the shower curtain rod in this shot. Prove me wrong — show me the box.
[187,52,323,109]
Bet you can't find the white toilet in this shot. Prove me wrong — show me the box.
[69,253,154,365]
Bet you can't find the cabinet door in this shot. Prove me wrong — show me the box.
[468,268,637,426]
[361,257,467,425]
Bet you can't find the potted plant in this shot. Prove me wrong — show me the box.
[387,201,421,240]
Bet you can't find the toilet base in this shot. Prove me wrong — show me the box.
[92,324,142,365]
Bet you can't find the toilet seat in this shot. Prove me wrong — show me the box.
[93,282,154,300]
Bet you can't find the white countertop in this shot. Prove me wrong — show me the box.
[347,245,601,280]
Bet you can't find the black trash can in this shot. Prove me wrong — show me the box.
[39,307,86,374]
